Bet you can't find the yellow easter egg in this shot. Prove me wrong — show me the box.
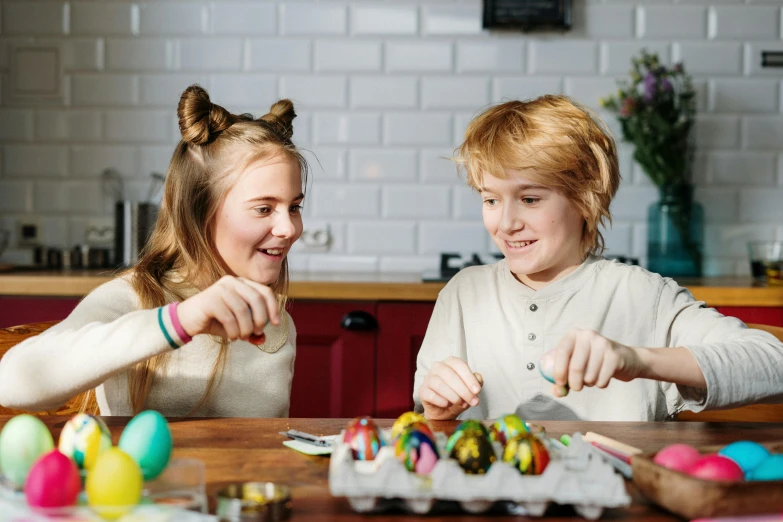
[85,448,143,519]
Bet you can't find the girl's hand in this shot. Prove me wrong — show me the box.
[418,356,483,420]
[547,329,646,397]
[176,276,281,344]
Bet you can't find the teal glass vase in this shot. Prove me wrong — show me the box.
[647,184,704,278]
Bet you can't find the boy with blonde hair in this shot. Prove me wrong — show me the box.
[414,95,783,422]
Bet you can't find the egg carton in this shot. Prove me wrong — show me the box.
[329,432,631,519]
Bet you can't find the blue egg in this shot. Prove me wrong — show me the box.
[748,454,783,481]
[718,441,770,477]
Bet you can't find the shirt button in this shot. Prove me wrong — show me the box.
[528,333,536,341]
[526,362,535,371]
[530,304,538,312]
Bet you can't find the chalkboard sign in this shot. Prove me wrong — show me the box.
[483,0,571,31]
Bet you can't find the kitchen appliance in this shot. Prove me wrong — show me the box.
[114,201,158,267]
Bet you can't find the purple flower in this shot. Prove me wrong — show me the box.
[643,71,658,102]
[661,78,673,93]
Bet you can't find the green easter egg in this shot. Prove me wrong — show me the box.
[118,410,172,481]
[0,414,54,488]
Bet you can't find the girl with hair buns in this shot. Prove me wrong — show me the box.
[0,85,307,417]
[414,95,783,422]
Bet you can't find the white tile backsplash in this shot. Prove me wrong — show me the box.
[529,41,598,75]
[386,41,452,73]
[383,185,450,218]
[0,0,778,274]
[71,2,136,35]
[210,2,276,35]
[639,5,708,38]
[178,38,242,71]
[350,76,417,109]
[4,145,68,177]
[422,4,483,36]
[384,112,452,145]
[457,41,525,73]
[673,42,743,76]
[351,5,418,36]
[710,79,779,113]
[0,110,34,141]
[710,5,779,39]
[350,149,417,182]
[139,3,206,35]
[280,4,346,36]
[106,39,173,71]
[347,221,416,254]
[247,39,310,72]
[314,40,382,72]
[2,1,65,35]
[70,145,137,177]
[72,74,138,106]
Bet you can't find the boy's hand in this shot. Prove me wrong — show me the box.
[418,357,483,420]
[549,328,645,397]
[176,276,281,344]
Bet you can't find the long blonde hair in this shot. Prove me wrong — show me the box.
[454,95,620,256]
[85,85,308,415]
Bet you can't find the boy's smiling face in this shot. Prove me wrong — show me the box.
[480,170,586,289]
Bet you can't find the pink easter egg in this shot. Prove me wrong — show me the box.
[24,449,81,511]
[653,443,702,473]
[687,454,745,482]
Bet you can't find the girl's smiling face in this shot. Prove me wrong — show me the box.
[480,170,586,289]
[213,154,304,285]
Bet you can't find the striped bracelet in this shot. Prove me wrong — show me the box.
[157,307,180,349]
[168,301,193,344]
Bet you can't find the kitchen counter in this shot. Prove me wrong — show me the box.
[0,268,782,306]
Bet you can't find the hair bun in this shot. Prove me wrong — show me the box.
[177,84,233,145]
[259,99,296,141]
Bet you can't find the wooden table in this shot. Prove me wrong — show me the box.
[2,416,782,521]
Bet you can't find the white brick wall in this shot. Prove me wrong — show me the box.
[0,0,781,275]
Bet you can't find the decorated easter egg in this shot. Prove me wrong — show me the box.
[653,444,702,473]
[59,413,112,471]
[503,433,550,475]
[118,410,172,481]
[86,448,143,520]
[391,411,429,441]
[24,450,80,511]
[450,431,496,475]
[687,454,745,482]
[0,414,54,488]
[748,454,783,481]
[445,419,489,454]
[489,414,529,446]
[343,416,385,461]
[718,441,770,477]
[539,351,569,396]
[395,427,440,475]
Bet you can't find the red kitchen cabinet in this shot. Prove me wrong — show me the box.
[716,307,783,327]
[0,297,81,328]
[375,302,435,418]
[286,300,377,419]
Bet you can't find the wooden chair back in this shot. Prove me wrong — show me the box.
[0,321,97,416]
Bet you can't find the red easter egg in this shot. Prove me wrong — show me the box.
[343,416,385,461]
[653,444,702,473]
[687,454,745,482]
[24,449,81,511]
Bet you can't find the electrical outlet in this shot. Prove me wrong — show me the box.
[300,226,332,253]
[85,217,115,246]
[18,218,41,247]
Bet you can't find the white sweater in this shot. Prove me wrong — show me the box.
[0,276,296,417]
[414,256,783,421]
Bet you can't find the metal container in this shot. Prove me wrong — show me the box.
[114,201,158,267]
[216,483,292,522]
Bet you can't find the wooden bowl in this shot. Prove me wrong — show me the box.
[631,442,783,520]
